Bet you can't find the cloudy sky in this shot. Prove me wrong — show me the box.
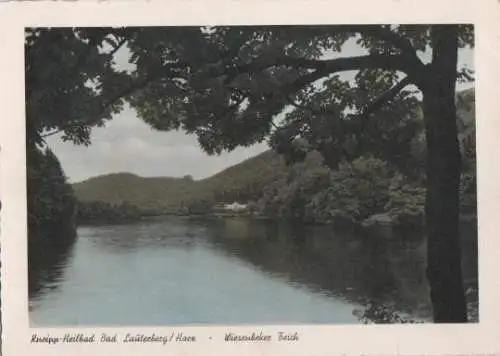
[46,33,474,184]
[48,106,270,183]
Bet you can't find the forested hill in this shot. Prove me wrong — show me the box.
[73,172,196,213]
[72,150,293,215]
[73,88,476,224]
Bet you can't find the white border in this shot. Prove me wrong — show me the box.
[1,1,500,355]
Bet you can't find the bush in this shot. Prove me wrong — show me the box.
[308,157,395,223]
[385,177,426,227]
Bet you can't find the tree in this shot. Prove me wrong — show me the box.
[27,145,76,239]
[26,25,474,322]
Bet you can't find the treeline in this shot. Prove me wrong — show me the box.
[251,156,422,225]
[250,154,475,227]
[27,145,76,240]
[76,200,143,224]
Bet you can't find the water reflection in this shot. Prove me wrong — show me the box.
[28,223,77,299]
[201,217,477,320]
[28,216,478,324]
[83,219,208,253]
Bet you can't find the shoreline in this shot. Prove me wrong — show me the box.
[76,212,478,231]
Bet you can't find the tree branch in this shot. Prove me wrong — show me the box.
[285,95,337,116]
[313,25,426,72]
[350,76,413,157]
[67,31,108,80]
[362,26,420,57]
[360,75,413,117]
[108,37,128,58]
[42,79,149,139]
[41,129,64,139]
[223,53,422,92]
[220,25,429,91]
[41,68,181,139]
[285,75,413,122]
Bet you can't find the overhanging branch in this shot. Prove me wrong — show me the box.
[360,75,413,117]
[40,66,186,139]
[318,24,419,55]
[108,37,128,58]
[41,77,151,139]
[359,26,421,59]
[351,75,414,156]
[40,33,133,139]
[223,53,414,86]
[285,95,338,117]
[285,75,413,122]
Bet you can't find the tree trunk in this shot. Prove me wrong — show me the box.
[421,25,467,322]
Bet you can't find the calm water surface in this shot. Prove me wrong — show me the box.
[28,217,478,326]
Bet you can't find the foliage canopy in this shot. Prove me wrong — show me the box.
[27,25,473,170]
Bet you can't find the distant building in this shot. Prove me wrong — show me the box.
[211,202,248,214]
[222,202,248,213]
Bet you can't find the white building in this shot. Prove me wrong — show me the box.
[223,202,247,213]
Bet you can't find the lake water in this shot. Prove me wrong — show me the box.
[28,217,478,326]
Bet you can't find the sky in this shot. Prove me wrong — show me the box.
[46,32,474,184]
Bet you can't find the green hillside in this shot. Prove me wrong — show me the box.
[73,149,328,215]
[73,151,287,214]
[73,172,195,213]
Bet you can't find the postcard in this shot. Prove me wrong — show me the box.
[1,0,500,355]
